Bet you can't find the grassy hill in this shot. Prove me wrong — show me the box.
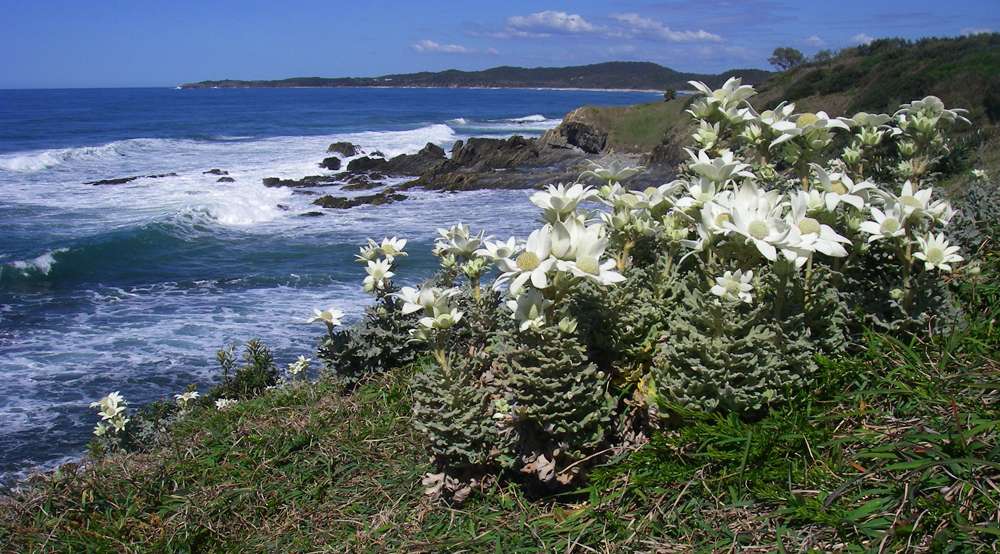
[180,61,771,91]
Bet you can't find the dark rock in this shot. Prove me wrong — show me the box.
[85,173,178,186]
[327,141,359,157]
[300,211,326,217]
[203,169,228,176]
[319,156,342,170]
[277,204,289,211]
[539,108,608,154]
[292,190,318,195]
[645,143,685,168]
[342,181,384,191]
[346,156,390,172]
[370,150,385,158]
[450,136,539,169]
[263,175,339,188]
[312,189,407,209]
[217,176,236,183]
[379,142,447,175]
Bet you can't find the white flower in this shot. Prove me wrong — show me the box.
[897,180,933,218]
[90,392,127,421]
[505,288,551,332]
[93,422,108,437]
[355,238,384,264]
[435,223,486,258]
[175,391,200,407]
[913,233,963,272]
[530,183,597,222]
[553,222,626,287]
[579,157,644,184]
[784,191,851,263]
[687,77,757,120]
[215,398,237,410]
[895,96,970,125]
[971,169,988,182]
[770,111,851,148]
[498,226,557,296]
[723,183,790,261]
[418,308,463,330]
[710,270,754,304]
[363,259,394,292]
[673,177,717,210]
[378,237,408,260]
[811,164,874,211]
[859,204,906,242]
[396,286,457,317]
[845,112,893,128]
[287,355,311,376]
[474,237,518,261]
[307,307,344,326]
[686,149,753,183]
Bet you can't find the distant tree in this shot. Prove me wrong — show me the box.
[813,49,834,63]
[663,89,677,102]
[769,47,805,71]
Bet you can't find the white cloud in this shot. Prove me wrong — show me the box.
[805,35,825,47]
[412,40,474,54]
[611,13,722,43]
[961,27,992,36]
[506,11,600,35]
[485,47,500,55]
[852,33,875,45]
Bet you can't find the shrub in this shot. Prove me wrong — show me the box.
[213,339,279,399]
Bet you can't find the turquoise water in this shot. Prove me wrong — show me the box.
[0,86,658,482]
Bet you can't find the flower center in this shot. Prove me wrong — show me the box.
[926,246,945,265]
[880,217,900,235]
[576,255,600,275]
[516,251,540,271]
[797,113,819,128]
[723,279,741,295]
[798,217,821,235]
[748,220,770,240]
[830,181,849,195]
[899,195,922,209]
[714,212,732,227]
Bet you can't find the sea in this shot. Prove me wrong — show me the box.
[0,86,659,484]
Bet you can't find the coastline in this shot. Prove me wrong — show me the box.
[176,84,673,94]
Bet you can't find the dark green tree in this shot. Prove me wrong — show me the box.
[769,47,805,70]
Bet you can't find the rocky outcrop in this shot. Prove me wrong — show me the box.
[262,175,341,188]
[401,136,586,191]
[346,156,390,172]
[312,189,407,209]
[203,169,229,176]
[217,176,236,183]
[85,173,178,186]
[380,142,447,175]
[319,156,342,170]
[539,108,608,153]
[327,141,359,157]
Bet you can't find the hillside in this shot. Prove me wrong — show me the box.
[179,61,771,91]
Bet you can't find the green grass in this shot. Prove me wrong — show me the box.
[572,99,689,153]
[2,269,998,553]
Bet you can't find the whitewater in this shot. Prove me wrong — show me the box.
[0,86,658,483]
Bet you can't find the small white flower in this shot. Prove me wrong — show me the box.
[378,236,408,260]
[418,308,463,330]
[475,237,518,261]
[90,392,127,421]
[894,180,934,220]
[215,398,237,410]
[287,355,311,376]
[710,270,754,304]
[579,157,645,184]
[498,226,557,296]
[685,149,753,183]
[506,288,551,332]
[175,391,200,407]
[530,183,597,222]
[307,307,344,326]
[859,204,907,243]
[363,259,394,292]
[913,233,963,272]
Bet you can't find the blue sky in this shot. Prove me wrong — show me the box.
[2,0,997,88]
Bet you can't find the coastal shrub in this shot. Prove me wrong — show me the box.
[314,78,982,501]
[213,339,279,399]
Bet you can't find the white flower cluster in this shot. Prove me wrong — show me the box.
[90,391,129,437]
[356,236,407,293]
[174,390,200,409]
[287,355,311,377]
[397,285,463,342]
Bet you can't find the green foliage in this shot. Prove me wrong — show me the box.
[768,47,805,71]
[317,288,421,384]
[212,338,279,400]
[496,325,614,485]
[650,270,819,415]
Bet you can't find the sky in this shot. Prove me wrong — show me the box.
[2,0,998,88]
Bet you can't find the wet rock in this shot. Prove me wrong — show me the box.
[203,168,229,176]
[312,189,407,209]
[380,142,447,175]
[327,141,359,157]
[262,175,339,188]
[346,156,390,172]
[85,173,178,186]
[539,108,608,154]
[319,156,342,170]
[217,176,236,183]
[300,211,326,217]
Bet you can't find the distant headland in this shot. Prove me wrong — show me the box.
[178,61,771,91]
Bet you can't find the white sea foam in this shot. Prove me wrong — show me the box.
[5,248,69,276]
[506,114,548,122]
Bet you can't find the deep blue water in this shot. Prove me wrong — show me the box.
[0,86,658,482]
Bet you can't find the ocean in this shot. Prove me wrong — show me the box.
[0,86,659,484]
